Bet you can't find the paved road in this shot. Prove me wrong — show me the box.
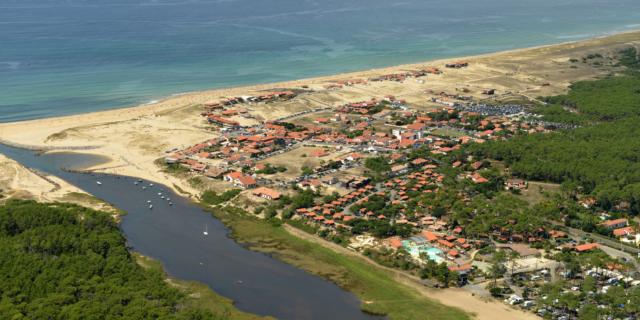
[556,222,640,271]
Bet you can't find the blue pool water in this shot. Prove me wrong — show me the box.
[1,0,640,122]
[403,240,444,263]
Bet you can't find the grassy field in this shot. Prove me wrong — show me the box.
[258,146,342,178]
[431,128,466,138]
[133,253,271,320]
[516,181,561,205]
[210,206,470,320]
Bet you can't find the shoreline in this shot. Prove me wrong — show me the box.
[1,29,639,197]
[2,29,640,126]
[2,28,640,129]
[1,29,640,319]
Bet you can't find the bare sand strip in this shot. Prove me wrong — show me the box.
[1,31,639,319]
[0,30,637,220]
[1,31,638,196]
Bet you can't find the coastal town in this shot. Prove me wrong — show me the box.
[149,48,640,319]
[2,31,640,320]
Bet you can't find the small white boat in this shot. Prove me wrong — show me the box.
[157,192,162,196]
[142,186,146,190]
[169,202,173,206]
[203,225,208,236]
[149,204,153,210]
[149,183,154,187]
[96,181,102,185]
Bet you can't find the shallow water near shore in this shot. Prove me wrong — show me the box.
[0,144,381,320]
[2,0,640,122]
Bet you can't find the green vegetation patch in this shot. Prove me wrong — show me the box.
[541,74,640,121]
[0,200,224,319]
[201,189,242,205]
[471,115,640,212]
[471,49,640,213]
[133,253,268,320]
[210,206,469,320]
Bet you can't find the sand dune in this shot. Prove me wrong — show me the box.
[1,31,638,196]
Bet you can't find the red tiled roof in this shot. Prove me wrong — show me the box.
[575,243,599,252]
[448,263,472,272]
[238,175,256,186]
[613,226,634,237]
[386,236,402,249]
[601,218,628,228]
[226,171,243,179]
[422,230,438,242]
[252,187,281,199]
[437,239,455,248]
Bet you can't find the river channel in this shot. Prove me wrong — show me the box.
[0,144,380,320]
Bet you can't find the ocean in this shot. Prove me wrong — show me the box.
[1,0,639,122]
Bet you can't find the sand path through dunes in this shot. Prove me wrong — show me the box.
[0,31,638,199]
[0,154,117,213]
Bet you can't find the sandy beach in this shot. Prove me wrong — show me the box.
[1,30,639,320]
[0,153,116,213]
[1,30,639,198]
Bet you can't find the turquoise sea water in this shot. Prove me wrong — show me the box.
[1,0,640,122]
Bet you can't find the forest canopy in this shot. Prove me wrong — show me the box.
[470,48,640,213]
[0,200,213,320]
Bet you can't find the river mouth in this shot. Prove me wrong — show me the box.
[37,151,111,171]
[0,143,381,320]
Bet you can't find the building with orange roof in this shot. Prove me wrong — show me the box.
[223,171,244,182]
[613,226,635,237]
[448,263,472,273]
[236,175,257,189]
[574,243,599,252]
[252,187,281,200]
[385,236,403,249]
[600,218,628,230]
[421,230,438,242]
[437,239,455,249]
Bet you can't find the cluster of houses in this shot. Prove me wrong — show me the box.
[324,78,368,90]
[598,217,640,245]
[335,98,386,114]
[164,120,324,177]
[293,160,442,227]
[294,184,377,228]
[201,91,298,127]
[368,67,441,82]
[290,158,488,272]
[385,228,476,272]
[206,91,297,109]
[445,61,469,68]
[169,98,549,196]
[166,91,554,206]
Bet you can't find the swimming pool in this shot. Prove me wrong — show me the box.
[402,240,445,264]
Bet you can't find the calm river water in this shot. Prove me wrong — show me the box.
[0,144,380,320]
